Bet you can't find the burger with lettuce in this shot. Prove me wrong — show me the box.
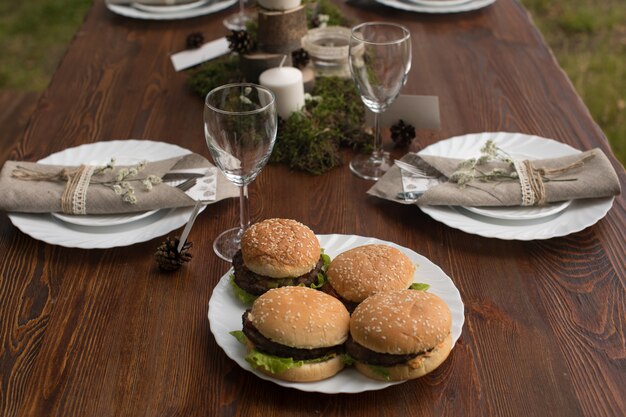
[230,218,329,304]
[231,286,350,382]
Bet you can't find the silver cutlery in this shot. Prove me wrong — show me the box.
[394,159,433,178]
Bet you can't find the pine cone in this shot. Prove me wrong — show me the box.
[227,30,255,54]
[390,119,416,147]
[291,48,310,69]
[186,32,204,49]
[155,236,193,271]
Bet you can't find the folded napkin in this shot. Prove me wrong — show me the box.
[0,153,238,214]
[368,148,621,206]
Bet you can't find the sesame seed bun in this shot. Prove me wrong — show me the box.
[353,334,453,381]
[327,245,416,303]
[241,218,320,278]
[245,336,346,382]
[249,286,350,349]
[350,290,453,381]
[350,290,452,354]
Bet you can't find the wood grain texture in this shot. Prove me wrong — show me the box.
[1,0,624,416]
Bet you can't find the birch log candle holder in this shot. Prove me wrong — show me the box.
[257,5,308,55]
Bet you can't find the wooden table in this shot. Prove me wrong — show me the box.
[1,0,624,416]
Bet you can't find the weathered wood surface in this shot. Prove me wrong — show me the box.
[0,0,624,416]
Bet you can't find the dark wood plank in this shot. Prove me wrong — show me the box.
[1,0,624,416]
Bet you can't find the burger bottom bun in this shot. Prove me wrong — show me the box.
[355,333,453,381]
[255,353,345,383]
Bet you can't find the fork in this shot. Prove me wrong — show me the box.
[394,159,433,178]
[174,177,197,192]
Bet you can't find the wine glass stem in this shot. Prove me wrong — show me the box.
[238,184,250,235]
[372,111,383,160]
[238,0,245,16]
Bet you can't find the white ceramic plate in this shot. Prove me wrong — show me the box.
[419,132,615,240]
[51,209,159,227]
[376,0,495,14]
[208,234,465,394]
[132,0,207,13]
[462,200,571,221]
[106,0,237,20]
[407,0,472,7]
[7,140,203,249]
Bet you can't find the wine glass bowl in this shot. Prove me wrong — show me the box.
[349,22,412,180]
[223,0,253,30]
[204,83,277,261]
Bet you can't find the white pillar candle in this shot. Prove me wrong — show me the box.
[257,0,300,11]
[259,66,305,120]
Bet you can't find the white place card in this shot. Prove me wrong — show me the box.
[170,37,230,72]
[365,95,440,129]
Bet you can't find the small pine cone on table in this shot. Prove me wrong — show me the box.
[390,119,416,147]
[227,30,255,54]
[155,236,193,271]
[186,32,204,49]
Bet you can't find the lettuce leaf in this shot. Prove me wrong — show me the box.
[229,330,247,345]
[309,249,332,289]
[369,365,391,381]
[229,274,258,305]
[341,353,355,366]
[245,350,336,374]
[409,282,430,291]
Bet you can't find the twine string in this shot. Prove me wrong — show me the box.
[514,153,594,206]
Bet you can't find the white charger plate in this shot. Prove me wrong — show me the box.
[106,0,237,20]
[208,234,465,394]
[7,140,204,249]
[419,132,615,240]
[376,0,495,13]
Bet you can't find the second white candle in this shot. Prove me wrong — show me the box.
[259,66,305,120]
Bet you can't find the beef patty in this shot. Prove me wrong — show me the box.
[233,250,324,296]
[320,283,359,313]
[242,311,341,360]
[345,336,432,367]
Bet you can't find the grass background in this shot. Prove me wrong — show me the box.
[0,0,624,165]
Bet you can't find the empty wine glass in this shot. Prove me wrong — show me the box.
[349,22,412,180]
[223,0,253,31]
[204,83,277,261]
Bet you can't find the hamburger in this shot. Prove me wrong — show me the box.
[231,218,328,302]
[236,286,350,382]
[323,244,416,312]
[347,289,452,381]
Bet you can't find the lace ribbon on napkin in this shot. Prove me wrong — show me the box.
[11,164,96,214]
[514,154,595,206]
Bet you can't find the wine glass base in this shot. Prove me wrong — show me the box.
[213,227,244,262]
[349,153,393,181]
[223,12,254,31]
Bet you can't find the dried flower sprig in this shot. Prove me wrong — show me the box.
[92,159,162,205]
[449,140,519,187]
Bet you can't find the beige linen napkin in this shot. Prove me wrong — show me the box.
[368,148,621,206]
[0,153,238,214]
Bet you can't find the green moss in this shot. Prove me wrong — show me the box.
[317,0,352,27]
[271,77,372,175]
[186,55,243,98]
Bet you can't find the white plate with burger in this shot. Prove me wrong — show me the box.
[208,234,464,394]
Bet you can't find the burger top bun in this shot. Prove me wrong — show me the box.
[241,218,320,278]
[249,286,350,349]
[350,290,451,355]
[327,245,416,302]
